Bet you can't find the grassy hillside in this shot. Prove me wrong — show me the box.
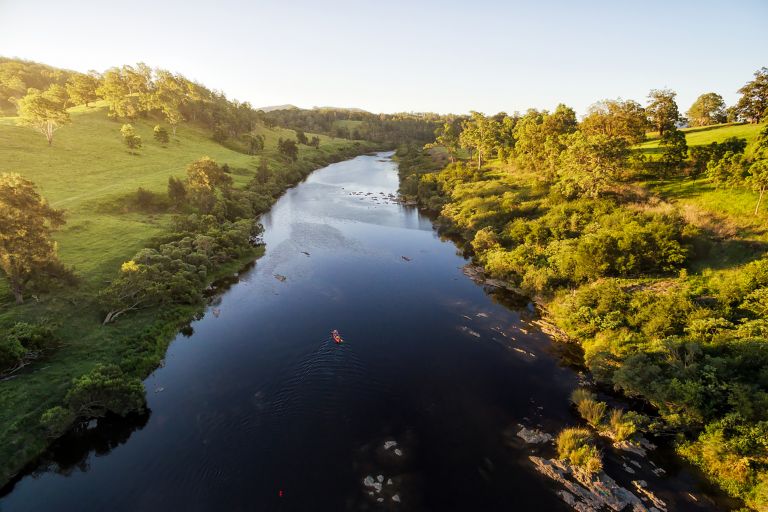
[0,103,378,486]
[636,122,764,157]
[0,101,357,290]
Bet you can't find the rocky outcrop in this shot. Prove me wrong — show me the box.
[529,456,654,512]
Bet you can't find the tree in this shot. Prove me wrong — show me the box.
[153,70,187,135]
[256,158,270,184]
[295,129,308,145]
[459,111,500,170]
[556,132,629,198]
[735,67,768,123]
[277,138,299,161]
[647,88,681,136]
[687,93,727,126]
[747,160,768,215]
[120,124,142,151]
[167,176,186,208]
[0,173,65,303]
[309,136,320,149]
[16,87,71,146]
[707,151,746,189]
[246,133,264,155]
[426,121,462,162]
[97,67,141,119]
[513,106,576,180]
[153,125,169,144]
[186,156,232,212]
[65,364,145,417]
[658,128,688,178]
[581,99,648,144]
[65,72,100,107]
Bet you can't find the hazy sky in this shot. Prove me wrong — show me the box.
[1,0,766,116]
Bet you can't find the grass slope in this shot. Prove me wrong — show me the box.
[636,122,764,157]
[0,103,377,485]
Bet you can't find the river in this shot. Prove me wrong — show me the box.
[0,152,732,511]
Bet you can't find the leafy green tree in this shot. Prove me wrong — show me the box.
[735,67,768,123]
[0,173,65,303]
[707,151,746,188]
[426,121,462,162]
[153,125,169,144]
[295,129,308,145]
[256,158,270,184]
[277,138,299,161]
[557,132,629,198]
[152,70,187,135]
[687,93,727,126]
[581,99,648,144]
[460,111,500,170]
[16,87,71,146]
[246,133,265,155]
[65,364,145,417]
[513,106,577,180]
[167,176,187,208]
[120,123,142,151]
[97,67,141,119]
[658,127,688,178]
[186,156,232,212]
[747,159,768,215]
[309,136,320,148]
[647,88,681,136]
[65,72,100,107]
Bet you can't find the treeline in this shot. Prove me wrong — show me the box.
[262,107,447,144]
[398,67,768,510]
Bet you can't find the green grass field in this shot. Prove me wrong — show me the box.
[0,103,377,485]
[635,122,764,157]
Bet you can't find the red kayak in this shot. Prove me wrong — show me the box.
[332,329,343,344]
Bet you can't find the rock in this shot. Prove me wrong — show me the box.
[401,256,412,261]
[363,476,376,487]
[622,463,636,474]
[377,497,384,503]
[633,480,667,511]
[274,274,287,282]
[614,440,647,456]
[384,441,397,450]
[651,467,666,476]
[517,427,552,444]
[154,386,165,393]
[392,494,401,502]
[387,478,393,485]
[394,448,403,456]
[529,456,647,512]
[377,475,384,483]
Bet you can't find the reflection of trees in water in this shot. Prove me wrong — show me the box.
[32,410,150,478]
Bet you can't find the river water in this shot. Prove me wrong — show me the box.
[1,152,732,511]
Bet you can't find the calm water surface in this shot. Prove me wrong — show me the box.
[1,153,730,511]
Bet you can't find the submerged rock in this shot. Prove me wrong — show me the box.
[384,440,398,450]
[516,427,552,444]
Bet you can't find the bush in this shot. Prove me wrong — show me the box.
[556,427,603,474]
[608,409,637,441]
[1,322,57,373]
[153,125,169,144]
[65,364,145,418]
[577,398,607,427]
[570,388,596,406]
[40,406,75,438]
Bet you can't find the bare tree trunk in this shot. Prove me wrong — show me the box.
[756,187,765,216]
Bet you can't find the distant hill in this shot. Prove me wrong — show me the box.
[257,104,299,112]
[312,106,370,113]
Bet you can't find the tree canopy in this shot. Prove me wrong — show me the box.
[16,86,71,146]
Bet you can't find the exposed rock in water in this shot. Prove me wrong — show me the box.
[633,480,667,512]
[529,456,649,511]
[401,256,412,262]
[516,427,553,444]
[274,274,287,282]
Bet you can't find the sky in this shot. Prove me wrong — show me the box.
[1,0,766,116]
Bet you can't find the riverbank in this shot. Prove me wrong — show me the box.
[0,122,384,487]
[395,142,765,510]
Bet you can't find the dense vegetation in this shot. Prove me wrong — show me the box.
[398,68,768,510]
[0,57,383,486]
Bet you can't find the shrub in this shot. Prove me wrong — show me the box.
[40,406,75,438]
[608,409,637,441]
[577,398,607,427]
[153,125,169,144]
[570,388,596,406]
[65,364,145,418]
[556,427,603,474]
[1,322,57,373]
